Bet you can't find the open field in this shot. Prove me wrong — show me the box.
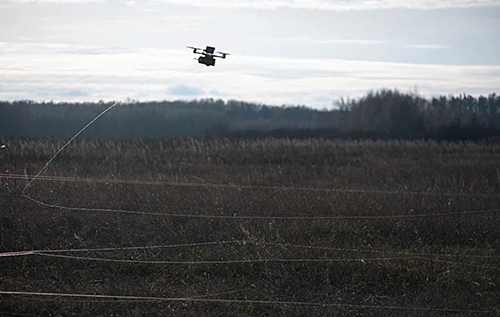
[1,137,500,316]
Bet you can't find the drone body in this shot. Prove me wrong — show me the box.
[188,46,230,67]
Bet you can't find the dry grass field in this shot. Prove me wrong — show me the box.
[1,137,500,316]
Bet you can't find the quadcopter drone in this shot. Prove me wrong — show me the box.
[187,45,230,67]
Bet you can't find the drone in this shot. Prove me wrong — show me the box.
[187,45,230,67]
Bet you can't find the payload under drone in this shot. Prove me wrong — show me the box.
[187,46,230,67]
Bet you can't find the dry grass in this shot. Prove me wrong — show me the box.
[1,137,500,316]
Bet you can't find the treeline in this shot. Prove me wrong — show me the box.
[0,99,339,138]
[1,90,499,140]
[337,90,500,140]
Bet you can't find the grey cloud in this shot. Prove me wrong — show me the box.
[403,44,452,50]
[264,37,388,46]
[59,89,90,97]
[248,69,350,80]
[167,84,204,96]
[149,0,500,11]
[8,0,104,3]
[60,47,134,55]
[0,42,135,56]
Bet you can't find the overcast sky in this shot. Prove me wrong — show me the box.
[1,0,499,108]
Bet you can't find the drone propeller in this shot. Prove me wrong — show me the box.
[187,46,203,54]
[215,51,231,59]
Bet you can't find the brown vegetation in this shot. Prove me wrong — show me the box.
[1,137,500,316]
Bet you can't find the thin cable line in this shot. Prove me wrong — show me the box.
[187,287,254,299]
[264,242,500,259]
[2,240,498,261]
[21,100,121,197]
[12,287,255,303]
[30,252,500,270]
[6,190,500,220]
[0,192,317,217]
[44,240,244,253]
[3,173,497,198]
[0,251,36,258]
[0,290,493,314]
[0,240,246,257]
[34,252,415,264]
[22,195,500,220]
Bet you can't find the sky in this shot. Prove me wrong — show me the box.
[1,0,500,108]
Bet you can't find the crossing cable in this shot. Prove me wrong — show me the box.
[4,190,500,220]
[26,252,500,270]
[0,290,494,314]
[1,239,498,263]
[30,253,429,264]
[3,173,498,198]
[11,287,256,304]
[5,190,500,222]
[22,194,500,220]
[263,242,500,259]
[0,240,245,258]
[21,100,122,198]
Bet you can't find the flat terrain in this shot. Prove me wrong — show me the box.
[1,138,500,316]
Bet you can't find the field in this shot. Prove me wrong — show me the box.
[1,137,500,316]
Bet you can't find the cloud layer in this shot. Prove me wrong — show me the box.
[7,0,500,10]
[1,2,499,108]
[150,0,500,10]
[1,42,499,108]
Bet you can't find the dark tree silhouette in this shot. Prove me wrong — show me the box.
[1,90,499,140]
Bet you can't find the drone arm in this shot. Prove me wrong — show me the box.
[213,51,230,59]
[187,46,205,55]
[213,53,227,59]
